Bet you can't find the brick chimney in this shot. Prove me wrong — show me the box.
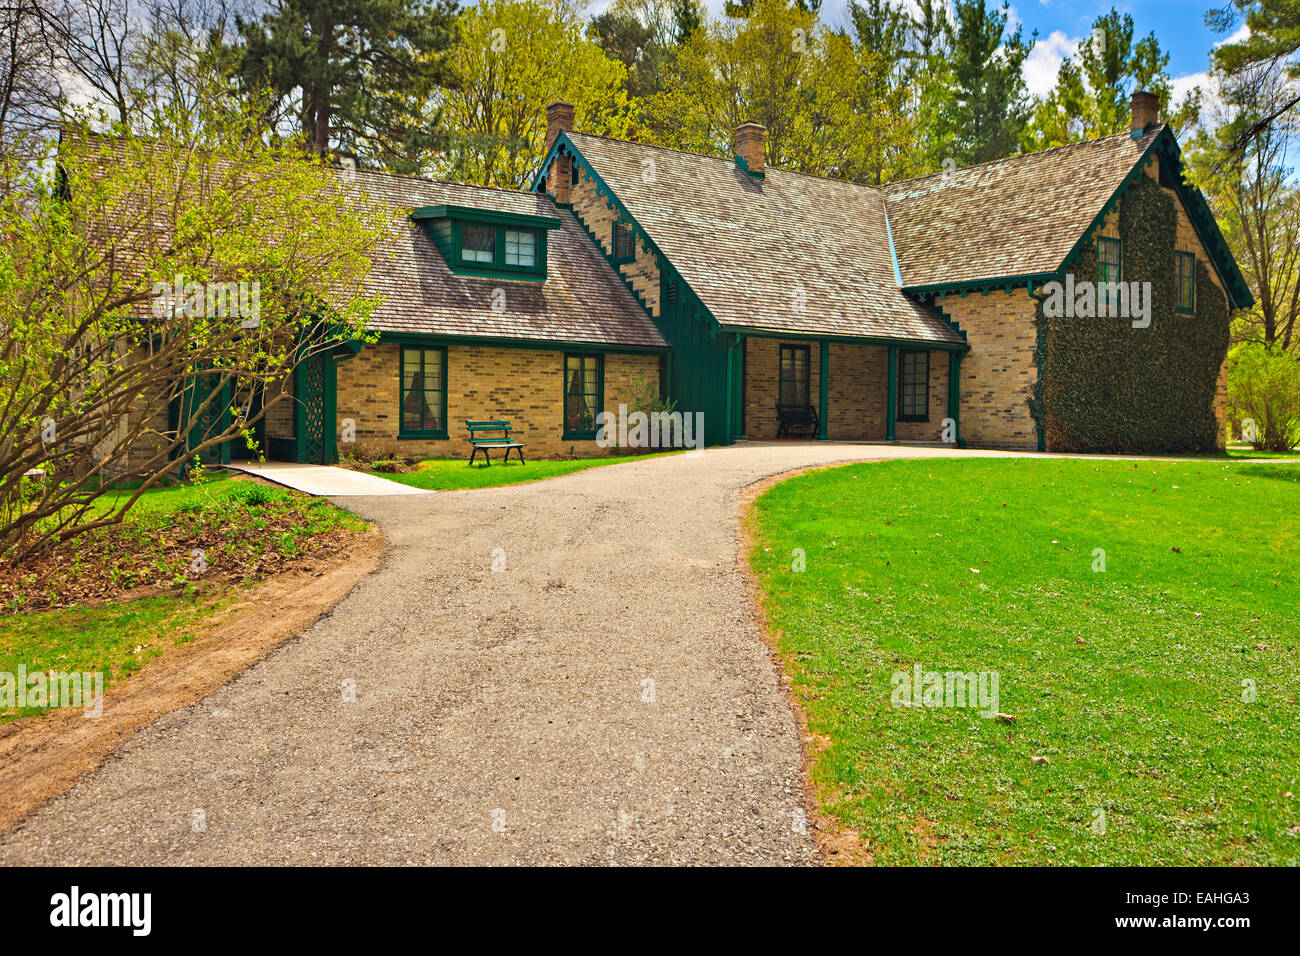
[734,121,766,178]
[546,101,576,203]
[1131,90,1159,139]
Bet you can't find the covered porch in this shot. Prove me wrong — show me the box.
[738,336,966,444]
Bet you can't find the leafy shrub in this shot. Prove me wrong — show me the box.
[1227,343,1300,451]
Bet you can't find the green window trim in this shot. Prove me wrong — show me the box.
[611,220,635,264]
[1175,250,1196,314]
[897,349,929,422]
[778,344,811,407]
[563,352,603,440]
[450,219,548,279]
[399,346,448,439]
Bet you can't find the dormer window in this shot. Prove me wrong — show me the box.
[462,224,495,263]
[411,204,559,281]
[506,229,536,267]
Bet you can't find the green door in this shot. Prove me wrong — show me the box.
[181,370,232,466]
[293,349,337,464]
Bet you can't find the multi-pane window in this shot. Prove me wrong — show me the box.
[1175,251,1195,313]
[462,223,495,263]
[613,221,635,262]
[564,353,603,438]
[779,344,810,406]
[898,350,929,421]
[1098,237,1122,283]
[400,347,446,436]
[505,229,535,267]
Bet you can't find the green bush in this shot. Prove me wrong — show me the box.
[1227,343,1300,451]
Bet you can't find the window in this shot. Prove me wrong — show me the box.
[1175,251,1195,313]
[612,221,635,263]
[571,163,579,186]
[564,353,603,439]
[1098,237,1122,283]
[897,350,929,421]
[461,224,495,264]
[505,229,535,267]
[399,346,447,438]
[779,344,810,407]
[1097,237,1123,312]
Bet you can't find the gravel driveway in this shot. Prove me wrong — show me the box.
[0,442,1012,865]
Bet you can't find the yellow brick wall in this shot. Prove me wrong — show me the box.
[335,342,661,460]
[940,290,1039,450]
[741,339,950,442]
[570,166,661,317]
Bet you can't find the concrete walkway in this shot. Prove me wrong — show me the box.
[225,461,431,496]
[0,442,1233,865]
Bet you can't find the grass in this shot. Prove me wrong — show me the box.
[749,458,1300,865]
[1226,445,1300,459]
[0,594,229,723]
[367,452,674,490]
[1,473,366,722]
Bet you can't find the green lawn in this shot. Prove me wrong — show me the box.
[749,458,1300,865]
[1,474,365,722]
[0,595,228,722]
[1226,445,1300,459]
[368,453,673,490]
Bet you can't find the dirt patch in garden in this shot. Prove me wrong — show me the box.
[738,462,881,867]
[0,526,384,835]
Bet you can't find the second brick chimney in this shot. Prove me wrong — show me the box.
[1131,90,1159,139]
[734,122,767,179]
[546,100,576,203]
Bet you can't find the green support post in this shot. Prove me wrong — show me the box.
[886,346,898,441]
[948,351,963,447]
[818,341,829,440]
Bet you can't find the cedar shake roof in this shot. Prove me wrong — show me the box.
[883,127,1163,289]
[556,125,1196,341]
[563,131,967,346]
[345,169,665,348]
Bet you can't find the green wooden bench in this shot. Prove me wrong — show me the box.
[466,419,526,466]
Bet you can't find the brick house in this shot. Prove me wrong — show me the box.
[260,91,1251,463]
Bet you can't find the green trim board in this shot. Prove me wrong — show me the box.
[410,205,560,230]
[729,324,969,352]
[947,351,963,447]
[375,330,666,355]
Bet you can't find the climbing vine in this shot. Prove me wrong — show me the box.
[1033,173,1229,453]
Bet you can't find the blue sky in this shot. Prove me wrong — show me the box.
[689,0,1247,100]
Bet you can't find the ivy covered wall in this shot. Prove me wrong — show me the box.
[1033,174,1229,454]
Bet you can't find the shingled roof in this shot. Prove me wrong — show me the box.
[548,122,1247,340]
[883,127,1161,290]
[561,131,967,347]
[345,169,665,348]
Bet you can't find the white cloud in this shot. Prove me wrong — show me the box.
[1215,22,1251,48]
[1023,29,1078,98]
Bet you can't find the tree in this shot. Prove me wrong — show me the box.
[642,0,862,176]
[0,88,388,563]
[944,0,1033,165]
[1023,9,1187,150]
[434,0,636,188]
[233,0,457,168]
[1189,61,1300,354]
[1210,0,1300,155]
